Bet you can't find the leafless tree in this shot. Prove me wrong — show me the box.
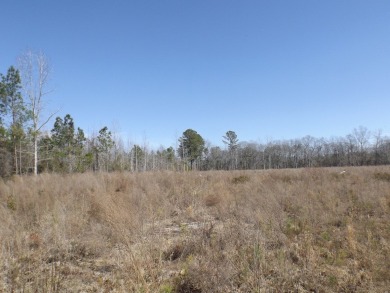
[353,126,371,165]
[18,50,56,175]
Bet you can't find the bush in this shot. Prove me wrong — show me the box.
[231,175,250,184]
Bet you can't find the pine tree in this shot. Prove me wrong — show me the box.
[177,129,205,170]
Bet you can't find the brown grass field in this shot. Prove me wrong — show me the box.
[0,167,389,292]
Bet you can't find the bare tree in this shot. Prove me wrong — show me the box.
[353,126,370,165]
[372,129,383,165]
[17,50,56,175]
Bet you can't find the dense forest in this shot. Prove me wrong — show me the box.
[1,55,390,176]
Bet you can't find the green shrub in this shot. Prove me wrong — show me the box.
[231,175,250,184]
[373,172,390,182]
[7,195,16,211]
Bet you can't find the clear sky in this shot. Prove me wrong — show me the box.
[2,1,390,148]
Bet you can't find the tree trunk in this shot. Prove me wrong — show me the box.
[34,135,38,175]
[14,141,18,175]
[19,140,22,174]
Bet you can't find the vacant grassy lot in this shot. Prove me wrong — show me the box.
[0,167,389,292]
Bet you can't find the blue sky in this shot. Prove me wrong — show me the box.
[2,1,390,148]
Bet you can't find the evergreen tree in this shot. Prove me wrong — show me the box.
[223,130,239,170]
[177,129,205,170]
[93,126,114,171]
[131,144,144,172]
[0,66,27,174]
[223,130,239,151]
[49,114,89,172]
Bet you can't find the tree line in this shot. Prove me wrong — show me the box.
[1,55,390,176]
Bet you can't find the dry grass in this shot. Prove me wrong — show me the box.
[0,167,389,292]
